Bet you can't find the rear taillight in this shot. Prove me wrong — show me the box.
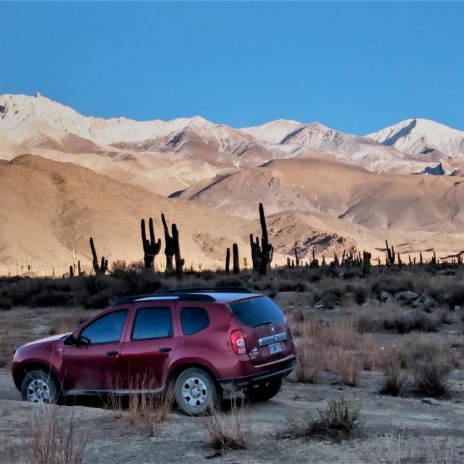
[230,329,247,354]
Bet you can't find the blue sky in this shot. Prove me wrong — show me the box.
[1,1,463,134]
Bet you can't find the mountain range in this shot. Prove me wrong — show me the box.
[1,93,464,273]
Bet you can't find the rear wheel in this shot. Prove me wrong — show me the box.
[21,369,58,404]
[246,378,282,402]
[174,368,221,416]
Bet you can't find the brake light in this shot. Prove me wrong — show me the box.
[230,329,247,354]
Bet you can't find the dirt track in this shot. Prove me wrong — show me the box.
[1,368,464,463]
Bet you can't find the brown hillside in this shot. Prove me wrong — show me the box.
[0,155,254,271]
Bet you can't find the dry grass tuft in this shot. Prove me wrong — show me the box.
[378,429,461,463]
[49,310,88,336]
[201,398,249,450]
[7,405,90,464]
[287,398,361,442]
[291,314,380,387]
[127,374,175,436]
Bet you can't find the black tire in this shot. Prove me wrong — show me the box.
[174,368,221,416]
[246,378,282,403]
[21,369,58,404]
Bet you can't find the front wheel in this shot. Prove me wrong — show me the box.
[246,378,282,402]
[174,368,221,416]
[21,369,58,404]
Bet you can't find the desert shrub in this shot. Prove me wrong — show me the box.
[278,280,307,292]
[330,350,361,387]
[0,295,13,310]
[9,406,90,464]
[380,348,408,396]
[201,398,249,450]
[215,276,246,288]
[128,388,175,436]
[378,430,461,464]
[30,290,70,307]
[443,283,464,308]
[397,336,453,397]
[82,290,113,309]
[293,339,324,384]
[287,398,361,442]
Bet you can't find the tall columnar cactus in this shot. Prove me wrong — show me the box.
[225,248,230,273]
[258,203,273,275]
[294,248,300,267]
[362,251,371,277]
[172,224,184,276]
[90,237,108,275]
[232,243,240,274]
[161,213,174,272]
[385,240,395,266]
[141,218,161,271]
[249,234,260,271]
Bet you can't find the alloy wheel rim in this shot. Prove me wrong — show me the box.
[27,379,51,403]
[181,377,208,408]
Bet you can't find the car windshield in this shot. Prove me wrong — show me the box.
[229,296,286,327]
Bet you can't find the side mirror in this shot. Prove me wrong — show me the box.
[63,334,76,346]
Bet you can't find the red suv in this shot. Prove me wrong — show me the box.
[12,288,297,415]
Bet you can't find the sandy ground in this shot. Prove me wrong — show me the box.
[1,367,464,463]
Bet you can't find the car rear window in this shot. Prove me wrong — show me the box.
[229,296,286,327]
[132,308,173,340]
[180,307,209,335]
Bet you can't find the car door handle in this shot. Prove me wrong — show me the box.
[159,347,172,353]
[106,351,119,357]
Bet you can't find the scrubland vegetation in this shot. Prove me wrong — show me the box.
[1,261,464,462]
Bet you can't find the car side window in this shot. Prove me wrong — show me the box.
[180,307,209,335]
[132,307,173,340]
[80,310,128,344]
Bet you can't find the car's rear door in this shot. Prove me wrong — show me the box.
[229,296,291,365]
[119,302,179,390]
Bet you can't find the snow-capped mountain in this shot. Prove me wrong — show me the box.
[242,120,428,174]
[367,118,464,160]
[0,93,460,174]
[0,93,213,145]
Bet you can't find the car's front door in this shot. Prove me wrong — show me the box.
[119,304,178,391]
[61,309,129,393]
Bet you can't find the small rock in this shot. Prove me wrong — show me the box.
[422,398,440,406]
[395,291,420,302]
[386,296,397,305]
[454,305,461,311]
[448,369,464,381]
[380,291,392,302]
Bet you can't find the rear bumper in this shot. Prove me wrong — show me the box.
[218,360,296,393]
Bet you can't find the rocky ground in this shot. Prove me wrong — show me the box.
[1,358,464,463]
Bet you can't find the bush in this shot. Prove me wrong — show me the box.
[201,399,249,450]
[287,398,361,442]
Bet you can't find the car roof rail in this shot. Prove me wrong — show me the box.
[110,287,254,306]
[160,286,253,294]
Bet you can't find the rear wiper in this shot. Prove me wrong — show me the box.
[253,321,273,328]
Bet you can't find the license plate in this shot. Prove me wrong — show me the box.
[268,342,282,354]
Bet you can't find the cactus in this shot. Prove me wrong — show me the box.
[232,243,240,274]
[249,234,260,271]
[141,218,161,271]
[161,213,174,273]
[294,248,300,267]
[172,224,184,276]
[69,265,74,278]
[310,249,319,269]
[362,251,371,277]
[257,203,273,275]
[397,253,402,269]
[385,240,395,266]
[225,248,230,273]
[90,237,108,275]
